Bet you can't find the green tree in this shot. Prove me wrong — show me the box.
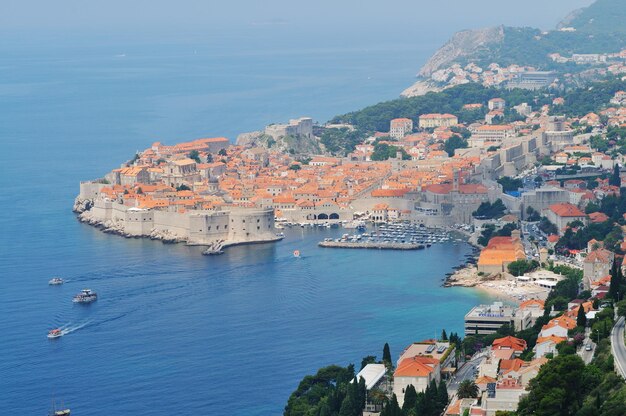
[577,304,587,328]
[473,199,507,220]
[176,184,191,191]
[538,217,558,235]
[609,164,621,187]
[508,260,539,277]
[360,355,377,371]
[441,329,448,341]
[526,206,541,222]
[517,354,588,416]
[188,150,202,163]
[380,394,402,416]
[616,300,626,317]
[437,380,449,409]
[444,135,468,157]
[402,384,417,413]
[497,176,524,193]
[289,164,301,171]
[218,148,227,156]
[608,261,622,301]
[371,143,410,161]
[383,343,392,366]
[457,380,479,399]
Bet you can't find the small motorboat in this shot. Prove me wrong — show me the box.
[293,250,300,258]
[72,289,97,304]
[49,403,70,416]
[47,329,63,339]
[48,277,64,285]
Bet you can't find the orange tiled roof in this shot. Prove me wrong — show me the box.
[549,203,585,217]
[492,336,527,352]
[394,356,438,378]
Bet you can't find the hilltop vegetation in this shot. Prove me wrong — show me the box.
[414,0,626,83]
[468,27,626,70]
[330,83,548,133]
[331,77,626,135]
[565,0,626,34]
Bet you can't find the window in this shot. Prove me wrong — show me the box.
[257,226,260,230]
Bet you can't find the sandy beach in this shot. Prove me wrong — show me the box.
[445,264,550,304]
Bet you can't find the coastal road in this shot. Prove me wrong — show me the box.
[611,316,626,379]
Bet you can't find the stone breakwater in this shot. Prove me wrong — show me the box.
[318,241,424,250]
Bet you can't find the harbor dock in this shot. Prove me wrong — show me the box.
[318,241,424,250]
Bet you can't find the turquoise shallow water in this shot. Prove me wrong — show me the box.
[0,36,494,415]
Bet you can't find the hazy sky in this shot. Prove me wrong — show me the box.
[2,0,594,37]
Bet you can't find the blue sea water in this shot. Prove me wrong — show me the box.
[0,33,495,415]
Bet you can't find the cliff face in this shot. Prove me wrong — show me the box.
[418,26,505,78]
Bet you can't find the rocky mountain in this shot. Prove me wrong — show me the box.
[418,26,504,78]
[403,0,626,97]
[562,0,626,34]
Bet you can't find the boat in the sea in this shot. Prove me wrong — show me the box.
[48,401,70,416]
[344,220,366,230]
[72,289,97,303]
[293,250,300,258]
[47,329,63,339]
[48,277,64,285]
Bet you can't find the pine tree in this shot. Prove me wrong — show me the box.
[441,329,448,341]
[318,400,332,416]
[358,376,367,410]
[414,392,426,415]
[383,343,392,366]
[437,380,449,410]
[610,164,621,187]
[338,380,360,416]
[402,385,418,413]
[615,261,624,302]
[577,304,587,327]
[381,394,402,416]
[609,261,622,301]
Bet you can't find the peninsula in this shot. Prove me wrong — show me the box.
[277,0,626,415]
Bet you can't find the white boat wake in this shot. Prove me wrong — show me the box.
[56,320,92,336]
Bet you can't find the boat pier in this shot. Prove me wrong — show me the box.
[318,241,424,250]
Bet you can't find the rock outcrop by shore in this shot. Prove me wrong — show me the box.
[400,80,445,98]
[72,197,93,214]
[76,203,185,243]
